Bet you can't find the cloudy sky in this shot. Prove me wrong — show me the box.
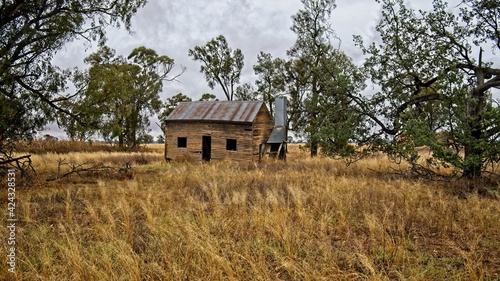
[53,0,381,98]
[49,0,381,138]
[48,0,496,139]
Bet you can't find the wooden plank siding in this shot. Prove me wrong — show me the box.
[252,105,275,159]
[165,104,274,162]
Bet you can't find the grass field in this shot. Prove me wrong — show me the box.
[1,142,499,280]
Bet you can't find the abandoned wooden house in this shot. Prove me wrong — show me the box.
[164,97,287,162]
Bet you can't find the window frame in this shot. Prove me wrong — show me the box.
[177,137,187,148]
[226,139,237,151]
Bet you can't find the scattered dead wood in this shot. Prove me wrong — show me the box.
[47,159,134,181]
[0,152,36,183]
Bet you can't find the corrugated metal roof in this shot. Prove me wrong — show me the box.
[166,101,265,123]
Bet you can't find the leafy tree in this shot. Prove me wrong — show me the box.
[281,47,366,158]
[142,134,154,144]
[253,52,286,115]
[313,49,368,158]
[236,0,364,158]
[0,0,146,168]
[286,0,366,157]
[234,83,258,101]
[199,93,219,101]
[273,57,309,132]
[188,35,244,101]
[60,46,182,148]
[354,0,500,179]
[288,0,334,157]
[157,135,165,144]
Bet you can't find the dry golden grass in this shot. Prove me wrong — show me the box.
[16,139,162,154]
[1,144,499,280]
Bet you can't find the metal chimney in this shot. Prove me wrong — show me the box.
[274,96,287,127]
[261,96,288,160]
[266,96,288,145]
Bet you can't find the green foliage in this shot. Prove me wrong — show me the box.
[355,0,500,178]
[199,93,218,101]
[313,49,368,158]
[253,52,287,115]
[234,83,258,101]
[141,134,154,144]
[0,0,147,146]
[285,0,366,157]
[188,35,244,101]
[59,46,182,148]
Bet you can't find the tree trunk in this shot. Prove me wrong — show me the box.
[463,115,483,179]
[118,134,124,148]
[130,111,138,149]
[463,112,483,179]
[310,140,319,157]
[463,70,486,179]
[463,147,482,179]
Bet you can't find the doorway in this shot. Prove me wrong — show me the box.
[202,136,211,162]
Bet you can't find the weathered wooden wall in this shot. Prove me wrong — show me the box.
[165,122,254,162]
[252,105,274,159]
[165,107,274,162]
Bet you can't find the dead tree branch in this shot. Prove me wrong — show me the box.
[47,159,133,181]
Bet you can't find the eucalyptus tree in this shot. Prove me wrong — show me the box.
[188,35,244,101]
[313,49,368,158]
[283,0,337,156]
[60,46,182,148]
[0,0,147,167]
[234,83,258,101]
[199,93,218,101]
[354,0,500,179]
[253,52,286,116]
[286,0,366,157]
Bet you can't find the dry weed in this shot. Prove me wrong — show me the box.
[0,144,498,280]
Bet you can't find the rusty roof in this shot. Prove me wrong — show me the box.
[166,101,266,123]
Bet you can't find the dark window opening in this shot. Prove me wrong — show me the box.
[270,143,281,152]
[177,137,187,148]
[226,139,237,151]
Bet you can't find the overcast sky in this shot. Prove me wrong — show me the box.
[48,0,496,139]
[53,0,381,99]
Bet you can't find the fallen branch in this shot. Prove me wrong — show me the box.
[47,159,133,181]
[0,153,36,182]
[0,154,32,166]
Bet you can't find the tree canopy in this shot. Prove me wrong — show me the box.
[0,0,147,168]
[253,52,286,116]
[188,35,244,101]
[354,0,500,178]
[284,0,366,157]
[59,46,182,148]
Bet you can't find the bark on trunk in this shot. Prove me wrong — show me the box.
[310,140,318,157]
[463,123,483,179]
[463,67,487,179]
